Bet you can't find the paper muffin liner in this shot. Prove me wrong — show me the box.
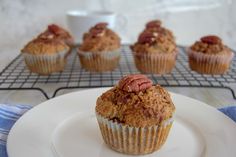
[132,51,178,74]
[77,49,120,72]
[96,113,174,155]
[187,49,234,74]
[22,50,67,75]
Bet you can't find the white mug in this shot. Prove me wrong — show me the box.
[66,10,126,43]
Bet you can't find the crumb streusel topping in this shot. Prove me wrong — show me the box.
[96,74,175,127]
[190,35,231,55]
[79,23,120,52]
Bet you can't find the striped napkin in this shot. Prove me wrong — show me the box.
[0,104,32,157]
[218,106,236,123]
[0,104,235,157]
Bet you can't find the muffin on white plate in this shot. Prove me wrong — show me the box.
[96,74,175,155]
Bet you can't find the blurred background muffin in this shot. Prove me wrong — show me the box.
[21,34,69,75]
[78,22,121,72]
[38,24,74,56]
[131,20,177,74]
[96,74,175,155]
[188,35,234,74]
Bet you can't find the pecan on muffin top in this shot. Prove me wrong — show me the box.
[96,74,175,127]
[131,30,177,54]
[190,35,231,55]
[145,20,175,41]
[38,24,74,46]
[79,23,120,52]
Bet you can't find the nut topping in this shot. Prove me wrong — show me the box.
[200,35,222,45]
[94,22,108,29]
[89,22,108,37]
[118,74,153,92]
[146,20,162,29]
[48,24,63,35]
[138,31,158,44]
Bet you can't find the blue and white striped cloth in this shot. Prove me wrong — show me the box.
[0,104,32,157]
[0,104,235,157]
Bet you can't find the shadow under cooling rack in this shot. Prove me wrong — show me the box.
[0,45,235,99]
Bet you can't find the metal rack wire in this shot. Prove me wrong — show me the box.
[0,45,235,99]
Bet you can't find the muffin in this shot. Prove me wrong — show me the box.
[78,23,121,72]
[188,35,234,74]
[131,20,177,74]
[21,35,69,75]
[96,74,175,155]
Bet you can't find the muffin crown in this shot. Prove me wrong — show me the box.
[200,35,222,45]
[79,22,120,52]
[145,20,174,41]
[131,20,176,54]
[37,24,74,46]
[96,75,175,127]
[137,31,165,45]
[190,35,230,54]
[89,22,108,37]
[47,24,73,39]
[21,37,69,55]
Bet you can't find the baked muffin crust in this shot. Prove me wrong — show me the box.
[96,75,175,127]
[145,20,175,41]
[190,35,231,55]
[79,23,120,52]
[38,24,74,46]
[131,20,176,54]
[131,31,176,54]
[21,37,69,55]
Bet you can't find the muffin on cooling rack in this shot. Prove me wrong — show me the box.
[188,35,234,74]
[78,22,121,72]
[21,34,69,75]
[131,20,177,74]
[96,74,175,155]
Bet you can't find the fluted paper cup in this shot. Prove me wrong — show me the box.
[77,49,120,72]
[96,113,174,155]
[132,51,178,74]
[187,49,234,74]
[22,50,67,75]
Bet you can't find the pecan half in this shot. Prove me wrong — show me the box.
[94,22,108,29]
[90,29,104,37]
[200,35,222,45]
[138,31,158,44]
[48,24,64,35]
[89,22,108,37]
[146,20,162,29]
[118,74,153,92]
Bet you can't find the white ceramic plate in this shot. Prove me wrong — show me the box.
[7,88,236,157]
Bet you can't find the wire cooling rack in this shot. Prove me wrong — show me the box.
[0,45,235,99]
